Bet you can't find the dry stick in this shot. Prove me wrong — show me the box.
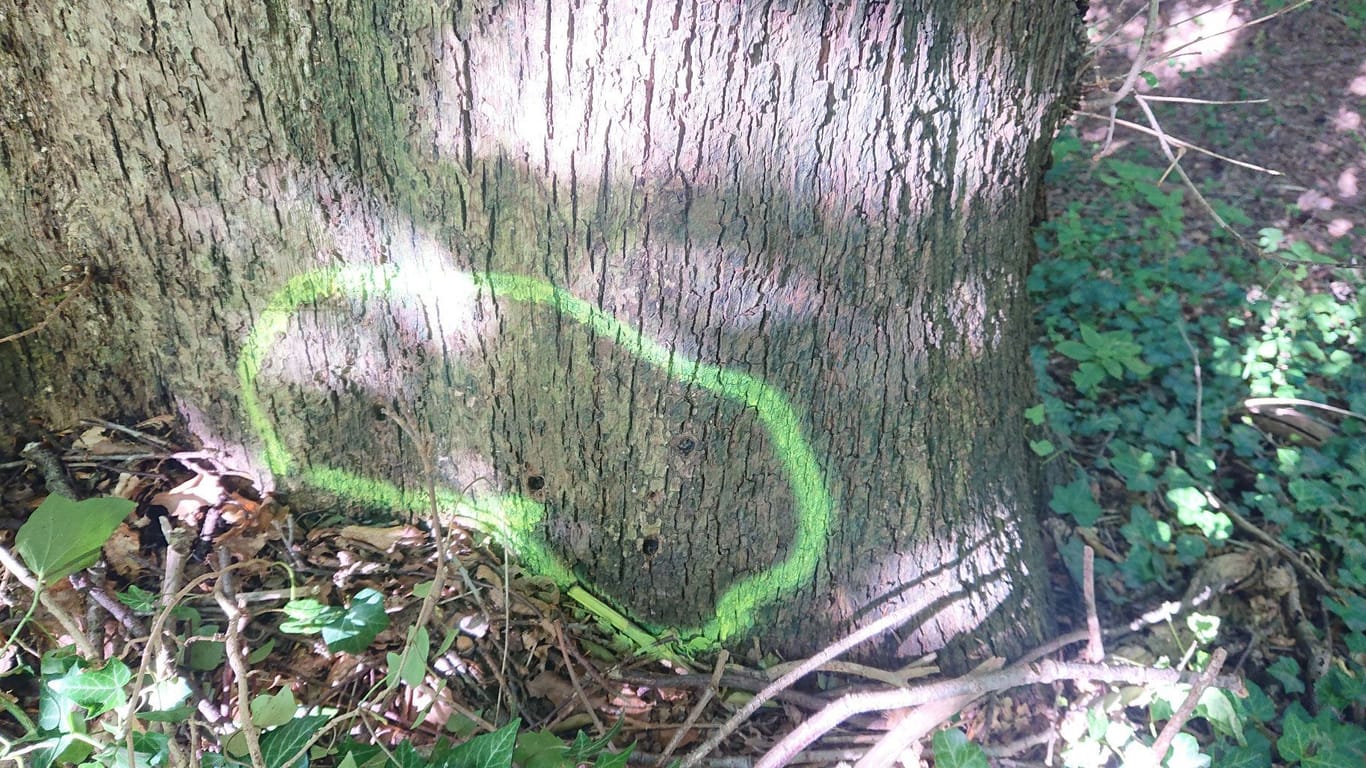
[612,670,833,713]
[1176,321,1204,447]
[215,584,265,768]
[1082,546,1104,663]
[753,658,1245,768]
[553,622,605,734]
[852,658,1004,768]
[661,649,730,761]
[77,417,177,449]
[1147,648,1228,763]
[0,542,99,658]
[1090,0,1162,111]
[70,570,148,637]
[678,590,941,768]
[1160,0,1317,62]
[1139,95,1269,106]
[1131,94,1254,251]
[1073,112,1281,175]
[127,560,267,767]
[0,268,92,346]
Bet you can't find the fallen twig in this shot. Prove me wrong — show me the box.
[753,657,1244,768]
[679,589,941,768]
[1147,648,1228,763]
[661,649,729,760]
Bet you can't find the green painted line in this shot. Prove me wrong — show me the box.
[236,264,834,649]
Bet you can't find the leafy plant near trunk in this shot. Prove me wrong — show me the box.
[1029,129,1366,767]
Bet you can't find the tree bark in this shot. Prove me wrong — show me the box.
[0,0,1083,670]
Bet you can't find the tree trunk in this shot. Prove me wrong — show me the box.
[0,0,1083,670]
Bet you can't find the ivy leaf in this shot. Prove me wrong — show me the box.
[259,714,330,768]
[279,599,343,635]
[435,718,519,768]
[16,495,135,585]
[386,626,430,690]
[323,588,390,654]
[46,659,131,718]
[1277,711,1313,762]
[251,689,298,729]
[931,728,989,768]
[1050,476,1103,526]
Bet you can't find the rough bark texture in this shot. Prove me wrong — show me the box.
[0,0,1083,669]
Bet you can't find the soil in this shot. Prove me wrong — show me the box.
[1080,0,1365,261]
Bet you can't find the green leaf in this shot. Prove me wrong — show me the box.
[138,676,193,720]
[1140,70,1159,87]
[1266,657,1306,695]
[1196,688,1244,743]
[1277,711,1313,762]
[931,728,989,768]
[1057,339,1095,361]
[27,734,88,768]
[386,625,430,690]
[1163,732,1212,768]
[1326,593,1366,634]
[436,718,519,768]
[279,599,343,635]
[260,714,330,768]
[512,730,567,768]
[16,494,135,584]
[1030,439,1056,457]
[567,720,624,762]
[187,624,226,671]
[1050,475,1104,526]
[116,585,159,615]
[251,688,298,728]
[1024,404,1047,425]
[46,659,131,717]
[1073,361,1108,394]
[593,745,633,768]
[323,588,390,654]
[1165,486,1231,540]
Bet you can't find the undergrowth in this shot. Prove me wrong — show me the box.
[1028,129,1366,767]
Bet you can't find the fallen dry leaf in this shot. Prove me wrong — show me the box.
[103,522,150,579]
[337,524,424,553]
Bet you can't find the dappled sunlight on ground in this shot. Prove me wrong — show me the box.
[1087,0,1365,258]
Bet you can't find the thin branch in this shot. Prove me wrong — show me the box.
[661,650,729,760]
[215,585,265,768]
[679,589,941,768]
[1073,111,1282,175]
[1090,0,1163,111]
[1160,0,1318,62]
[553,622,605,734]
[1177,321,1204,447]
[753,658,1244,768]
[851,658,1004,768]
[1148,648,1228,762]
[1083,547,1103,663]
[1137,94,1268,105]
[0,543,99,658]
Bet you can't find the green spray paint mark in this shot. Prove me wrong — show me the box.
[237,264,833,646]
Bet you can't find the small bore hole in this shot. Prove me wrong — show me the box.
[525,474,545,492]
[674,435,696,455]
[641,536,660,556]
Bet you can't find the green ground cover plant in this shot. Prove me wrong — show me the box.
[1029,129,1366,766]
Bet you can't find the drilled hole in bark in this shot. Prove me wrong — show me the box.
[641,536,660,556]
[525,474,545,492]
[673,435,696,455]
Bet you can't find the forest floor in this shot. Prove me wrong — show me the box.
[1,2,1363,768]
